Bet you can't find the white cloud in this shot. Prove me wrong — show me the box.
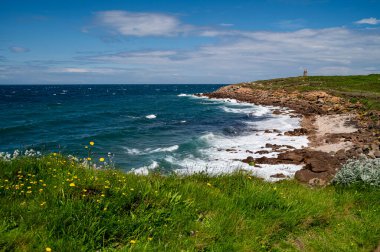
[80,27,380,83]
[3,17,380,84]
[62,68,90,73]
[9,46,29,53]
[95,11,191,37]
[220,23,234,27]
[50,67,125,74]
[355,17,380,25]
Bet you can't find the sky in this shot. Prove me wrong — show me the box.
[0,0,380,84]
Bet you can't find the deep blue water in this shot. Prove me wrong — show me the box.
[1,84,268,170]
[1,84,309,180]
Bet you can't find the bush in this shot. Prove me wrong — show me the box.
[333,158,380,187]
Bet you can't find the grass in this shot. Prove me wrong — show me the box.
[1,155,379,251]
[246,74,380,110]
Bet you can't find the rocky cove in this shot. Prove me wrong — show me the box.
[200,82,380,185]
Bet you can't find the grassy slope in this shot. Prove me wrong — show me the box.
[247,74,380,110]
[1,156,379,251]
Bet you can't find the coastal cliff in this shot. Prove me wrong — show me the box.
[203,75,380,185]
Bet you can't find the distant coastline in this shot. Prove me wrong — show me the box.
[203,74,380,185]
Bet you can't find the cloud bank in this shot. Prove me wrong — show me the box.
[95,11,193,37]
[1,12,380,84]
[355,17,380,25]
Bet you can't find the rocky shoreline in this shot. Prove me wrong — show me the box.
[201,83,380,185]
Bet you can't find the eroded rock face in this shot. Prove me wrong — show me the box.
[205,84,380,184]
[246,149,341,184]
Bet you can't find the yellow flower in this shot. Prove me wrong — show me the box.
[26,190,32,194]
[69,183,76,187]
[87,157,91,161]
[148,237,153,241]
[53,153,57,156]
[99,157,105,162]
[39,189,43,192]
[46,247,52,252]
[130,240,137,244]
[89,141,94,146]
[85,145,88,149]
[40,202,46,206]
[207,183,212,187]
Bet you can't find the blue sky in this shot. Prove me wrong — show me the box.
[0,0,379,84]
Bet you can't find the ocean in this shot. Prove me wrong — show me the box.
[0,84,308,180]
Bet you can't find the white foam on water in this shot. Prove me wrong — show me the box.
[124,145,179,155]
[244,115,301,132]
[149,145,179,153]
[221,106,271,117]
[124,148,141,155]
[170,127,308,181]
[168,95,308,181]
[146,114,157,119]
[131,161,159,175]
[177,93,188,97]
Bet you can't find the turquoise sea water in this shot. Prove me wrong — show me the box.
[0,84,307,176]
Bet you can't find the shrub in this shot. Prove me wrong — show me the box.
[333,158,380,187]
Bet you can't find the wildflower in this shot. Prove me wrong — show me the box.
[207,183,212,187]
[85,146,88,149]
[69,183,76,187]
[130,240,137,244]
[82,189,87,192]
[101,194,105,197]
[43,184,47,187]
[148,237,153,241]
[89,141,94,146]
[26,190,32,194]
[53,153,57,156]
[87,157,91,161]
[46,247,52,252]
[104,185,109,189]
[103,207,107,211]
[40,202,46,206]
[99,157,105,162]
[39,189,43,193]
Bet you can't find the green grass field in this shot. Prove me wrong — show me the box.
[1,155,379,251]
[248,74,380,110]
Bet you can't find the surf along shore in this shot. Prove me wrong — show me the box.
[202,74,380,185]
